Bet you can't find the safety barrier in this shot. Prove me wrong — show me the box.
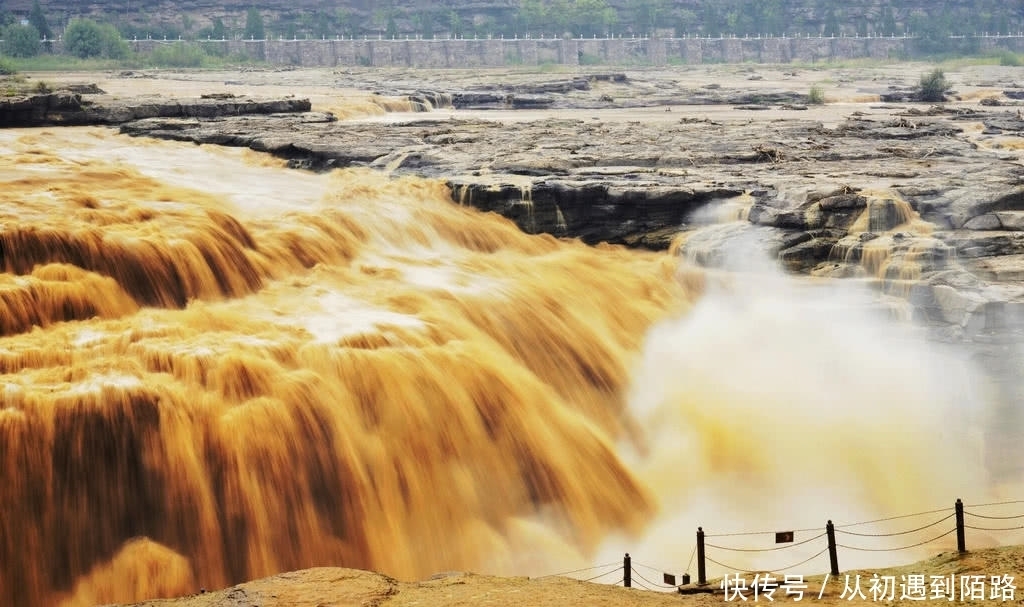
[536,553,690,593]
[535,498,1024,592]
[694,498,1024,585]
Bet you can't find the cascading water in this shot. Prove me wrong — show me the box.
[0,127,1016,607]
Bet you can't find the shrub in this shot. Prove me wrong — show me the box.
[807,85,825,104]
[2,24,41,58]
[998,50,1022,67]
[0,57,17,75]
[917,68,950,102]
[148,42,207,67]
[64,18,128,59]
[199,40,228,57]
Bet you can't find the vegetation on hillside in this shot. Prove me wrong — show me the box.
[0,0,1021,42]
[0,0,1020,67]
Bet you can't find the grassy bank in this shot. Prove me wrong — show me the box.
[0,46,1021,74]
[2,46,267,72]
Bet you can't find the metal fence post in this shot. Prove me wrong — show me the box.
[624,553,631,587]
[826,520,839,575]
[697,527,707,585]
[955,498,966,553]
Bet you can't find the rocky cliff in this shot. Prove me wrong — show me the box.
[97,64,1024,366]
[2,0,1021,44]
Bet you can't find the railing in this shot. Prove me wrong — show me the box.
[8,32,1024,44]
[536,552,688,592]
[535,498,1024,593]
[695,498,1024,585]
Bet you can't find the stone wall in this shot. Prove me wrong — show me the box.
[37,35,1024,67]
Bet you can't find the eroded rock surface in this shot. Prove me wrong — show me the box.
[115,70,1024,348]
[0,89,311,127]
[20,66,1024,353]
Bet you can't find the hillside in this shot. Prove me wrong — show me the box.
[0,0,1019,45]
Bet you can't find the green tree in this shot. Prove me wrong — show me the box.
[672,9,698,36]
[547,0,571,33]
[572,0,616,37]
[212,17,226,39]
[519,0,546,34]
[448,10,462,37]
[630,0,666,35]
[311,11,332,38]
[244,7,264,40]
[701,3,724,36]
[879,6,897,35]
[760,0,785,35]
[823,7,840,36]
[336,8,357,37]
[412,9,435,38]
[0,0,12,29]
[2,23,41,57]
[370,6,401,37]
[908,12,952,55]
[386,13,398,38]
[28,0,51,40]
[64,18,127,58]
[278,19,298,40]
[725,9,740,33]
[63,18,103,57]
[98,22,129,58]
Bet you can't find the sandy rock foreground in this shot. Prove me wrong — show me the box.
[114,546,1024,607]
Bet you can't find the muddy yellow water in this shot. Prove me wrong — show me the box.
[0,127,1015,607]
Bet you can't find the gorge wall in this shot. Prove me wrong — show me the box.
[37,35,1024,67]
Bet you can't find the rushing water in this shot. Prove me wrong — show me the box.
[0,126,1017,607]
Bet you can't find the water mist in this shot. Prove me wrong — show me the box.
[595,231,1013,579]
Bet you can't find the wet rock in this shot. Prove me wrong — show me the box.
[0,92,82,127]
[939,232,1024,259]
[64,83,105,94]
[507,94,554,108]
[966,254,1024,282]
[932,285,987,325]
[97,73,1024,346]
[450,91,508,108]
[0,91,311,127]
[964,214,1002,230]
[779,237,837,273]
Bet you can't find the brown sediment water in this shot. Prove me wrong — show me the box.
[0,127,685,607]
[0,125,1010,607]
